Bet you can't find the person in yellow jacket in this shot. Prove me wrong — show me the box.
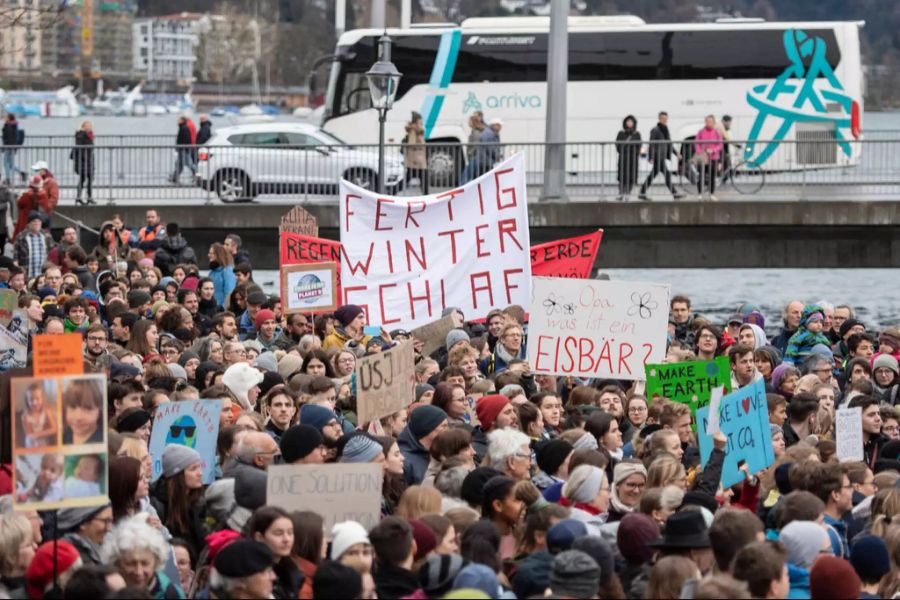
[323,304,372,351]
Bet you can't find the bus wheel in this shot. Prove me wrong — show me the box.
[427,142,461,188]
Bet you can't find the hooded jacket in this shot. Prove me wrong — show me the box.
[397,426,430,485]
[155,234,197,276]
[787,562,811,599]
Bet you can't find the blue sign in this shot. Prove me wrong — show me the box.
[745,29,858,166]
[696,379,774,489]
[149,400,221,485]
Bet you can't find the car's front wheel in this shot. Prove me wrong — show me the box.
[344,167,377,191]
[216,170,253,203]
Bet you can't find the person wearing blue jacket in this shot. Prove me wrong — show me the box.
[207,242,235,308]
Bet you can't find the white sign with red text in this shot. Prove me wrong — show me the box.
[527,277,670,380]
[338,154,531,329]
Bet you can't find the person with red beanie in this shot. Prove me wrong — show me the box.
[253,308,280,350]
[26,540,82,599]
[810,555,861,599]
[472,394,518,463]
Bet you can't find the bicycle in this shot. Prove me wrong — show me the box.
[676,153,766,196]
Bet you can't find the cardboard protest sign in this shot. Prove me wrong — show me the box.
[410,313,464,358]
[356,340,416,424]
[530,230,603,278]
[0,310,32,372]
[12,374,109,510]
[645,357,732,415]
[835,407,864,462]
[0,289,17,327]
[149,399,221,485]
[267,463,382,531]
[281,262,339,315]
[527,277,670,380]
[339,154,531,329]
[279,206,319,236]
[33,333,85,377]
[696,379,775,489]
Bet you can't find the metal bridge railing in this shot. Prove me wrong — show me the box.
[1,137,897,205]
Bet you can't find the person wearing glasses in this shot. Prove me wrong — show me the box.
[480,322,526,376]
[57,503,114,566]
[83,323,109,370]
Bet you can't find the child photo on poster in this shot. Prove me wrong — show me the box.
[61,377,106,446]
[16,452,65,504]
[13,378,58,449]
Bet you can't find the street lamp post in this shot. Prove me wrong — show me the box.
[366,33,402,194]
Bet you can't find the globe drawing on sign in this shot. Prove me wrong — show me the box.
[293,274,325,305]
[706,362,719,377]
[744,29,860,166]
[166,415,198,448]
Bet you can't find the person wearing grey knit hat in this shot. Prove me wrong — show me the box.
[167,362,188,381]
[340,434,385,463]
[57,503,113,565]
[415,383,435,403]
[571,536,615,586]
[550,550,601,599]
[253,351,278,374]
[445,329,470,352]
[162,444,203,478]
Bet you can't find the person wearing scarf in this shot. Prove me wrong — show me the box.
[560,465,610,536]
[607,460,648,524]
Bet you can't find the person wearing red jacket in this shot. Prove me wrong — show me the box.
[13,175,50,237]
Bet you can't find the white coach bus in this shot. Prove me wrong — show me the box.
[319,16,864,181]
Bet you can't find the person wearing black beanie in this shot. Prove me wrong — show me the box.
[535,439,574,490]
[313,560,362,599]
[397,405,448,485]
[280,425,326,465]
[460,467,504,510]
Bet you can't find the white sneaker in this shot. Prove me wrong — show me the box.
[709,194,718,201]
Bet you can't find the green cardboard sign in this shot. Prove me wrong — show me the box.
[645,356,732,415]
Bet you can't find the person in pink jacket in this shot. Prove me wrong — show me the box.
[693,115,724,199]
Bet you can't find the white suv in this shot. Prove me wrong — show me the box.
[196,122,405,202]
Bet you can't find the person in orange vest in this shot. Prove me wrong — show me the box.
[132,208,166,259]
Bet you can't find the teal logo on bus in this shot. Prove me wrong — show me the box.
[744,29,860,166]
[461,92,542,113]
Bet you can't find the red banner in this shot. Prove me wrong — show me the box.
[279,229,603,311]
[529,230,603,279]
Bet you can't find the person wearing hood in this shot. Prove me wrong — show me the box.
[58,504,113,566]
[71,120,96,205]
[92,221,129,269]
[397,404,448,485]
[779,520,829,599]
[196,114,213,145]
[693,114,724,200]
[785,305,832,367]
[738,323,768,350]
[615,115,642,200]
[154,222,197,277]
[639,111,684,200]
[2,113,26,184]
[223,361,264,411]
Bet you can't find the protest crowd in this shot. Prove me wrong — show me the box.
[2,171,900,600]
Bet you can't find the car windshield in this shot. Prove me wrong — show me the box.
[314,129,347,146]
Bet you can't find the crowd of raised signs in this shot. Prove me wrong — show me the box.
[2,213,900,600]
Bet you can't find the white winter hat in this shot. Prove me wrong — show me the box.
[222,362,264,409]
[329,521,370,561]
[489,117,503,126]
[31,160,49,171]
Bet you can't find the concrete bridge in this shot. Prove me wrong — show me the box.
[58,200,900,270]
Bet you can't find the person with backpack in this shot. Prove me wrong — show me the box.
[71,120,96,205]
[2,114,26,186]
